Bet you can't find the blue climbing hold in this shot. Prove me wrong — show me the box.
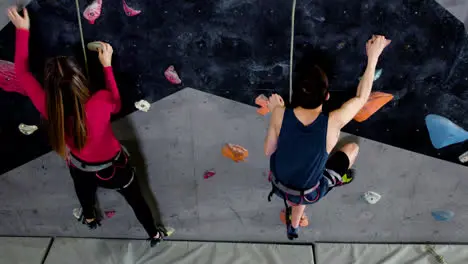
[431,210,454,222]
[425,114,468,149]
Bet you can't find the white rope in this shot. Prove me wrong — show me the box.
[289,0,297,103]
[74,0,89,78]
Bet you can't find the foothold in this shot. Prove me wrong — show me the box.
[359,68,383,81]
[336,41,346,50]
[87,41,103,52]
[255,94,270,116]
[18,123,38,135]
[164,66,182,84]
[431,210,454,222]
[312,16,325,22]
[425,245,447,264]
[104,210,116,218]
[73,207,83,220]
[459,150,468,163]
[203,169,216,179]
[122,0,141,16]
[83,0,103,24]
[164,227,175,237]
[354,92,393,122]
[135,100,151,112]
[425,114,468,149]
[222,143,249,162]
[363,191,381,204]
[0,60,25,95]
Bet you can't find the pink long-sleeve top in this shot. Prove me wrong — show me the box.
[14,29,121,162]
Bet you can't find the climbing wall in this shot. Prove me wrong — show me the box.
[0,0,466,174]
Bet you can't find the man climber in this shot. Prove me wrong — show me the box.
[264,35,391,240]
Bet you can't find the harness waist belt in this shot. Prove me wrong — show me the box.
[270,172,319,196]
[69,145,129,172]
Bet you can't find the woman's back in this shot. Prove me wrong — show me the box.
[271,108,329,189]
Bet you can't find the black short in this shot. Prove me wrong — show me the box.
[325,151,350,176]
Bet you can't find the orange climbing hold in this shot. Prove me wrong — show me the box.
[222,143,249,162]
[255,94,270,116]
[354,92,393,122]
[280,209,309,227]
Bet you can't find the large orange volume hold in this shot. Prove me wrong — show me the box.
[354,92,393,122]
[222,143,249,162]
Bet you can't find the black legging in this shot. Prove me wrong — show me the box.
[69,151,158,237]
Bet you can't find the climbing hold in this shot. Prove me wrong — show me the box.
[354,92,393,122]
[83,0,103,25]
[203,169,216,179]
[164,66,182,84]
[336,41,346,50]
[104,210,116,218]
[122,0,141,16]
[0,60,25,95]
[73,207,83,220]
[18,123,38,135]
[165,227,175,237]
[359,68,383,81]
[431,210,454,222]
[363,191,381,204]
[87,41,102,52]
[134,100,151,112]
[222,143,249,162]
[425,114,468,149]
[255,94,270,116]
[459,150,468,163]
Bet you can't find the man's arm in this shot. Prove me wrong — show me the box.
[330,35,391,129]
[264,94,285,156]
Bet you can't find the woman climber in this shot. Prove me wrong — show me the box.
[265,35,391,240]
[7,6,166,247]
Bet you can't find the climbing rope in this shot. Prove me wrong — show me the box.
[289,0,297,103]
[74,0,89,78]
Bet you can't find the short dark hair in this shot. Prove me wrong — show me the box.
[291,65,329,109]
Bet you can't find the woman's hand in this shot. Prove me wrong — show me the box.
[366,35,391,63]
[97,42,113,67]
[267,94,285,112]
[7,6,30,30]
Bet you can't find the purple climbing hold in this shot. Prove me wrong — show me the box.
[425,114,468,149]
[431,210,454,222]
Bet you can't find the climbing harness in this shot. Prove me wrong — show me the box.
[289,0,297,103]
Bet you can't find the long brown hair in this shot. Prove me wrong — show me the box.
[44,57,90,158]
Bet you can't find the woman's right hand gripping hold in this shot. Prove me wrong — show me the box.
[7,6,30,30]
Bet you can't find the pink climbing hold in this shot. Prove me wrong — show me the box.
[164,66,182,84]
[104,210,116,218]
[203,169,216,179]
[122,0,141,16]
[0,60,25,96]
[83,0,103,25]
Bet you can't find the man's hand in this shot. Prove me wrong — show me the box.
[267,94,284,112]
[366,35,391,64]
[7,6,30,30]
[97,42,113,67]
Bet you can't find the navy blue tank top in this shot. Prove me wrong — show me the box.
[270,108,329,190]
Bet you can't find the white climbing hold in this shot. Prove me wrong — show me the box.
[459,151,468,163]
[73,207,83,220]
[363,191,381,204]
[18,123,38,135]
[135,100,151,112]
[359,68,383,81]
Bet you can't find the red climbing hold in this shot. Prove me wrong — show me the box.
[122,0,141,16]
[104,210,116,218]
[164,66,182,84]
[354,92,393,122]
[203,169,216,179]
[83,0,103,25]
[0,60,25,96]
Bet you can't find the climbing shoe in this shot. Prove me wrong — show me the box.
[340,169,355,185]
[287,224,299,240]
